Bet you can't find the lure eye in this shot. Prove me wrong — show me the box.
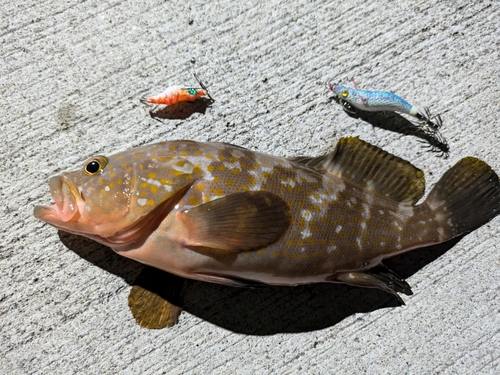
[187,88,197,95]
[83,156,109,175]
[341,90,349,98]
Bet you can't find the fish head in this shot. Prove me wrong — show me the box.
[34,143,203,246]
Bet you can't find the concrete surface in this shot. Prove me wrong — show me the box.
[1,0,499,373]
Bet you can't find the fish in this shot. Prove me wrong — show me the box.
[34,137,500,327]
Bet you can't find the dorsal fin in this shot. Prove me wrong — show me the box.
[289,137,425,205]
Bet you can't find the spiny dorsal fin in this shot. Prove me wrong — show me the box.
[290,137,425,205]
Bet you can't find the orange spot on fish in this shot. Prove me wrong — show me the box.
[157,156,172,162]
[210,187,223,196]
[188,194,202,206]
[193,184,205,191]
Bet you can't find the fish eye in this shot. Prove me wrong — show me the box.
[188,88,197,95]
[83,156,109,175]
[85,161,101,174]
[341,90,349,98]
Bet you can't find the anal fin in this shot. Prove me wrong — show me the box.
[332,269,413,305]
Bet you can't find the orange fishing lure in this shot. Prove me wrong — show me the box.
[141,74,213,106]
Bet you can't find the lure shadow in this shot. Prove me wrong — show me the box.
[330,97,450,157]
[147,98,213,121]
[58,230,461,335]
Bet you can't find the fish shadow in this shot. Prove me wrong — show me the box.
[58,231,144,285]
[146,98,214,121]
[330,97,449,157]
[58,230,462,335]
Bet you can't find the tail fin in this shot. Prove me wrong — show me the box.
[425,157,500,237]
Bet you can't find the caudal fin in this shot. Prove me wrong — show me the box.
[425,157,500,237]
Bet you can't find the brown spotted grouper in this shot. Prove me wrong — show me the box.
[34,137,500,327]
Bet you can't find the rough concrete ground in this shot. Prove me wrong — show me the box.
[1,0,499,373]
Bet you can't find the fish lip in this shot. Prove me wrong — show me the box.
[34,175,80,223]
[33,203,58,221]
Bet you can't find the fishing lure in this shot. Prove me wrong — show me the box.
[141,73,213,106]
[329,81,442,131]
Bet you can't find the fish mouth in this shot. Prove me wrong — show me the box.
[34,175,81,225]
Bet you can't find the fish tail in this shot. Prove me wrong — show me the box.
[424,157,500,238]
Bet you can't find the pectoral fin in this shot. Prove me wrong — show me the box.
[176,191,291,251]
[128,267,185,329]
[192,272,267,288]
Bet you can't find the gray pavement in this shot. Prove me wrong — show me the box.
[1,1,499,373]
